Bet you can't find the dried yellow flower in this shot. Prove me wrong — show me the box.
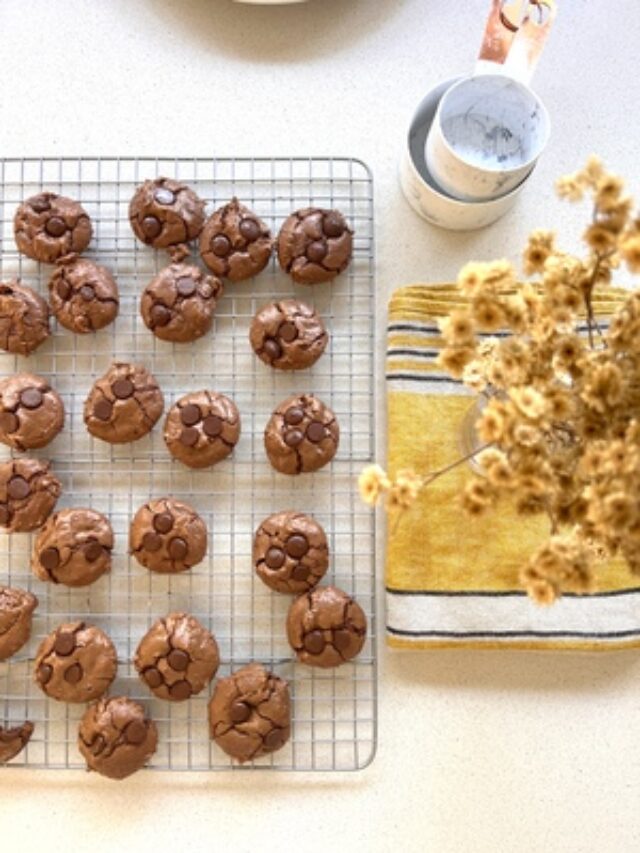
[439,309,475,345]
[583,224,618,254]
[358,464,390,506]
[510,387,547,421]
[620,235,640,274]
[471,295,505,331]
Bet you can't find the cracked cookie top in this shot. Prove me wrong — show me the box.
[49,254,119,334]
[286,586,367,668]
[0,586,38,662]
[32,508,114,588]
[277,207,353,285]
[14,192,92,264]
[0,372,64,451]
[0,457,61,532]
[130,497,208,574]
[0,720,34,765]
[253,511,329,594]
[164,390,241,469]
[129,178,205,250]
[200,198,272,282]
[0,280,50,356]
[84,361,164,444]
[249,299,328,371]
[264,394,339,475]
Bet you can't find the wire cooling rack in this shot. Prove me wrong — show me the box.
[0,156,376,772]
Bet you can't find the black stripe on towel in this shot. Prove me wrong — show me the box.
[386,586,640,599]
[386,626,640,639]
[386,373,463,383]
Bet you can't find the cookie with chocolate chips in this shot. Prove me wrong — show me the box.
[264,394,339,475]
[84,362,164,444]
[130,497,207,574]
[14,192,92,263]
[134,612,220,702]
[0,373,64,451]
[277,207,353,284]
[0,457,61,532]
[0,586,38,661]
[0,280,50,355]
[34,622,118,703]
[0,720,34,764]
[140,262,222,343]
[286,585,367,668]
[209,663,290,763]
[249,299,328,370]
[129,178,205,250]
[253,511,329,594]
[164,390,241,469]
[78,696,158,780]
[200,199,272,282]
[32,508,114,588]
[49,254,119,333]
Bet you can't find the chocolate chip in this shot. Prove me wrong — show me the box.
[0,505,9,525]
[80,284,95,301]
[333,629,352,651]
[168,537,188,560]
[303,630,325,654]
[306,421,325,443]
[323,212,345,238]
[20,388,43,409]
[169,680,192,700]
[54,632,76,656]
[284,407,304,425]
[30,196,51,213]
[264,729,285,750]
[180,427,199,446]
[167,649,189,671]
[153,512,174,533]
[45,216,66,237]
[265,547,286,569]
[112,378,134,399]
[0,412,19,433]
[284,429,304,447]
[56,279,72,300]
[176,276,196,297]
[203,415,223,437]
[230,701,251,723]
[142,216,162,238]
[124,721,147,745]
[292,563,310,582]
[239,218,260,242]
[286,534,309,558]
[93,399,112,421]
[40,547,60,570]
[212,234,231,257]
[180,404,201,426]
[150,303,171,326]
[90,734,106,755]
[7,476,30,500]
[84,541,103,563]
[142,531,162,552]
[64,663,83,684]
[263,338,282,361]
[154,187,176,205]
[38,663,53,684]
[143,667,163,688]
[306,241,327,263]
[278,321,298,343]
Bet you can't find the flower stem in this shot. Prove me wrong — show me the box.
[420,442,493,487]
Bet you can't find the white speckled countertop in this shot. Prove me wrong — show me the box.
[1,1,639,851]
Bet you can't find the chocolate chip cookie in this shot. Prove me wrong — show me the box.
[0,373,64,451]
[253,511,329,594]
[277,208,353,284]
[135,612,220,702]
[140,262,222,343]
[0,458,61,532]
[0,721,34,764]
[130,497,207,574]
[14,192,92,263]
[200,199,272,281]
[34,622,118,703]
[164,390,241,469]
[0,586,38,661]
[129,178,205,250]
[32,508,114,587]
[0,280,50,355]
[78,697,158,780]
[264,394,339,475]
[84,362,164,444]
[49,254,119,333]
[287,586,367,668]
[209,663,290,763]
[249,299,328,370]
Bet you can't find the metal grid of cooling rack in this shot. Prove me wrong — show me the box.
[0,156,376,772]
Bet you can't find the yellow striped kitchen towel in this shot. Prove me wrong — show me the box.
[386,283,640,651]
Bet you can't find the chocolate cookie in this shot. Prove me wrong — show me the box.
[0,586,38,661]
[49,255,119,333]
[0,373,64,451]
[0,721,34,764]
[134,612,220,702]
[0,458,61,532]
[286,586,367,668]
[200,199,272,282]
[249,300,328,370]
[0,280,50,355]
[277,208,353,284]
[130,497,207,574]
[129,178,205,250]
[164,390,240,469]
[140,262,222,343]
[253,511,329,594]
[264,394,339,475]
[32,508,114,587]
[14,192,92,263]
[84,362,164,444]
[78,697,157,780]
[34,622,117,703]
[209,663,290,763]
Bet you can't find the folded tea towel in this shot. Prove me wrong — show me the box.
[385,283,640,650]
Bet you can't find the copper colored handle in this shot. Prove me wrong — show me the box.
[477,0,556,82]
